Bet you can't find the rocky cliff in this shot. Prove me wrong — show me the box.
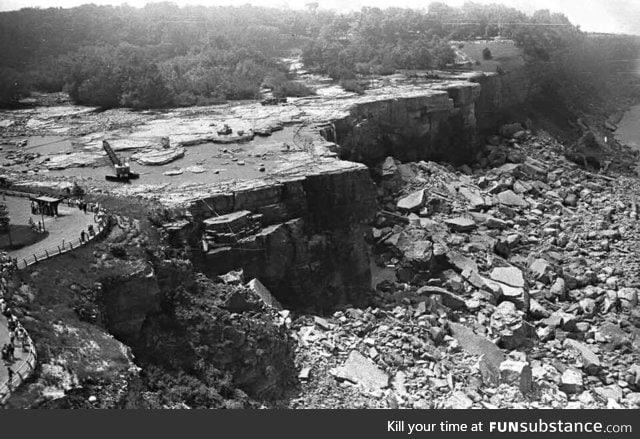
[168,164,378,311]
[331,82,481,166]
[325,70,538,167]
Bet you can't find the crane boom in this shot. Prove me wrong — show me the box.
[101,139,140,182]
[102,140,122,167]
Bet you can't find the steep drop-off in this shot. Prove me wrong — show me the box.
[169,165,378,312]
[327,70,538,167]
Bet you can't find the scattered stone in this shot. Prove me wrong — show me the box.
[299,367,311,381]
[486,216,508,230]
[163,168,184,176]
[490,266,525,288]
[617,288,638,309]
[594,385,623,403]
[443,390,473,409]
[331,351,389,391]
[550,278,566,297]
[449,322,504,384]
[626,393,640,408]
[380,156,398,177]
[560,369,584,394]
[563,339,601,375]
[397,189,426,212]
[444,216,476,233]
[500,123,524,139]
[529,258,553,284]
[247,278,283,310]
[496,190,528,208]
[417,286,465,310]
[446,250,478,274]
[458,186,486,210]
[490,301,535,349]
[499,360,533,394]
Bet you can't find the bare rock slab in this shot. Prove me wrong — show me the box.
[458,186,486,210]
[331,350,389,391]
[247,278,283,310]
[397,189,426,212]
[563,339,601,375]
[490,266,525,288]
[496,190,528,208]
[449,322,504,385]
[444,216,477,233]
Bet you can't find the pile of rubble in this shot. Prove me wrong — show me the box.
[288,126,640,409]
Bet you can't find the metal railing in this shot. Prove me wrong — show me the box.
[13,216,109,270]
[0,333,37,404]
[0,189,125,404]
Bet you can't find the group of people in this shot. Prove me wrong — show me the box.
[1,255,30,392]
[80,224,96,243]
[27,217,44,234]
[67,198,102,216]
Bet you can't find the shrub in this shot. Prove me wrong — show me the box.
[482,47,493,60]
[272,80,313,98]
[109,243,127,258]
[340,79,365,94]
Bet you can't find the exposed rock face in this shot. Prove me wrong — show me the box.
[332,83,481,166]
[180,165,377,311]
[470,69,540,133]
[99,263,161,341]
[136,262,296,401]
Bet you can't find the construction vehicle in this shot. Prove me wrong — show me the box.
[102,140,140,182]
[217,124,232,135]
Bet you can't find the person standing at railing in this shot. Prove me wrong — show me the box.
[15,325,28,351]
[6,366,14,390]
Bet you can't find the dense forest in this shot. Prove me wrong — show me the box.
[0,2,638,109]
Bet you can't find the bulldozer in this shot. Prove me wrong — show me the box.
[102,140,140,182]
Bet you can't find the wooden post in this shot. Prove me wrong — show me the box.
[45,250,49,258]
[58,246,61,254]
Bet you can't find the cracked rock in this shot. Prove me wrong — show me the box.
[499,360,533,394]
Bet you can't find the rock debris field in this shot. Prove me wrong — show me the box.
[287,128,640,409]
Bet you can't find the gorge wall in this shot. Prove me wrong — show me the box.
[327,69,539,166]
[167,164,378,312]
[164,69,539,311]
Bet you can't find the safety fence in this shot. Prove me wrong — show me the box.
[13,215,110,270]
[0,330,37,405]
[0,189,122,405]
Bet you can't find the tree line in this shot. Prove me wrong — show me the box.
[0,2,638,109]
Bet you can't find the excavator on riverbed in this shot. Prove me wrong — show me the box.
[102,140,140,182]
